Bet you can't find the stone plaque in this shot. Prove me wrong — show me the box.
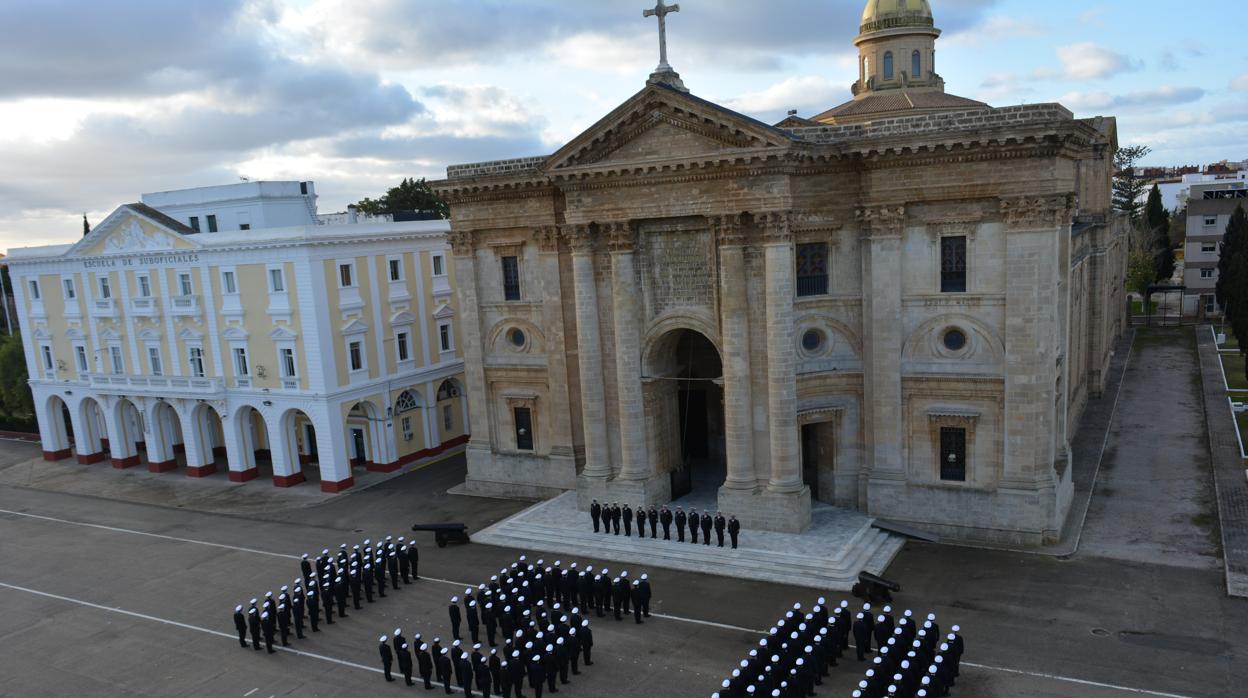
[640,227,715,320]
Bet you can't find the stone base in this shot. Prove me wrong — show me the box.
[147,459,177,473]
[228,468,258,483]
[76,452,107,465]
[111,455,140,469]
[273,472,306,488]
[320,477,354,493]
[185,463,216,478]
[718,485,813,534]
[366,461,402,473]
[867,477,1062,547]
[460,445,577,500]
[42,448,72,462]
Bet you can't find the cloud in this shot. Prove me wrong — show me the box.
[1057,86,1205,113]
[1056,42,1139,80]
[943,15,1046,47]
[1078,7,1109,25]
[1233,74,1248,91]
[292,0,1001,72]
[722,76,846,121]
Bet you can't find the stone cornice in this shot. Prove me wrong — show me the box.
[856,206,906,237]
[1000,194,1076,230]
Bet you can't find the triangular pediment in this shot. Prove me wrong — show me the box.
[390,310,417,326]
[545,84,794,172]
[269,326,298,341]
[341,318,369,335]
[99,327,123,342]
[432,302,455,320]
[69,205,201,258]
[222,325,250,341]
[178,326,205,341]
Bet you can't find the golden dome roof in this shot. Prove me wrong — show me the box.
[859,0,935,35]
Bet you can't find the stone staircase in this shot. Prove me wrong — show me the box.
[472,494,905,591]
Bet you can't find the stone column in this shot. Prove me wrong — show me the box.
[713,214,756,492]
[178,406,214,477]
[859,205,907,513]
[533,226,576,472]
[607,222,651,482]
[448,229,492,454]
[565,224,611,482]
[761,212,802,494]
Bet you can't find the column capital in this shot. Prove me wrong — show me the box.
[999,194,1076,230]
[604,221,638,254]
[709,213,746,246]
[448,229,475,257]
[560,224,596,254]
[856,205,906,238]
[532,225,561,253]
[757,211,793,244]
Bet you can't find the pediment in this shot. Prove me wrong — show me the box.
[70,205,200,258]
[31,327,52,340]
[221,325,250,341]
[137,328,162,342]
[269,326,298,341]
[177,326,205,341]
[390,311,417,326]
[341,318,369,335]
[545,85,793,171]
[99,327,123,342]
[432,302,455,320]
[65,328,86,341]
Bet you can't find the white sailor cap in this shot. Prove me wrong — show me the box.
[556,638,564,644]
[301,553,309,559]
[901,660,910,669]
[952,624,960,632]
[261,612,269,618]
[321,549,329,555]
[473,643,481,650]
[452,596,459,602]
[380,635,388,641]
[940,643,949,651]
[420,643,428,651]
[265,591,273,598]
[452,640,461,647]
[545,644,554,652]
[581,620,589,627]
[441,648,449,655]
[235,605,243,612]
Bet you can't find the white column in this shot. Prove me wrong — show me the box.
[105,399,138,467]
[178,408,211,474]
[608,222,651,481]
[221,408,257,481]
[267,411,300,485]
[714,215,756,491]
[762,213,802,494]
[68,399,102,460]
[34,393,70,460]
[315,405,353,492]
[565,224,611,479]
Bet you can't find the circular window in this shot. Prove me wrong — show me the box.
[508,328,527,348]
[942,328,967,352]
[801,329,824,353]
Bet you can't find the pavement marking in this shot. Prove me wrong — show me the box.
[0,580,468,695]
[0,508,1197,698]
[243,689,258,697]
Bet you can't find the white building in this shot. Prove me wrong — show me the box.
[5,183,468,492]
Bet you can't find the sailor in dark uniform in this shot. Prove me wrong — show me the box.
[590,499,602,533]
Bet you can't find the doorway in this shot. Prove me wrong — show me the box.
[800,421,836,503]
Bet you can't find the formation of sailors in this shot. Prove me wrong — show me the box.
[231,535,420,654]
[589,499,742,548]
[712,598,965,698]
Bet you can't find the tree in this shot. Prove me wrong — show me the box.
[354,177,449,219]
[1216,205,1247,312]
[1125,248,1156,302]
[1144,184,1174,281]
[1169,207,1187,248]
[1112,145,1152,224]
[0,332,33,425]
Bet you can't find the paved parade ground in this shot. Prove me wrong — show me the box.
[1,327,1246,697]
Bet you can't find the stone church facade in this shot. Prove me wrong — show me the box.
[435,0,1127,545]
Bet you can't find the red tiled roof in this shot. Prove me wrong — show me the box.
[812,91,988,124]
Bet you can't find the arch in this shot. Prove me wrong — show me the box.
[642,327,726,499]
[232,404,269,475]
[109,397,143,468]
[146,400,183,473]
[276,407,314,487]
[434,378,468,445]
[486,317,546,355]
[395,389,425,413]
[346,400,385,471]
[901,313,1006,374]
[189,402,224,477]
[41,394,74,460]
[642,312,722,377]
[76,396,107,463]
[912,49,922,79]
[883,51,894,80]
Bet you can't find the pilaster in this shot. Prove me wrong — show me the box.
[565,224,613,500]
[714,214,757,493]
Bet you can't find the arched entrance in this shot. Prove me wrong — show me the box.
[76,397,107,463]
[277,408,314,487]
[109,398,143,468]
[147,401,183,473]
[189,403,224,477]
[233,405,270,477]
[644,328,725,500]
[346,401,382,470]
[41,395,74,460]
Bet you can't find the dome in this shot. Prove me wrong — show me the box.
[859,0,935,35]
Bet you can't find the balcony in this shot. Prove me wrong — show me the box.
[90,298,119,319]
[86,373,225,399]
[281,378,299,390]
[170,294,201,317]
[129,296,161,318]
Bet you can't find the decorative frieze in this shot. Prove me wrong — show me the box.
[560,224,595,254]
[604,222,638,254]
[708,214,746,247]
[757,211,793,244]
[532,225,561,253]
[999,194,1076,230]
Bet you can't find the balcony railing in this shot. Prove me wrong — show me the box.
[170,294,201,317]
[129,296,161,317]
[86,373,225,398]
[90,298,118,319]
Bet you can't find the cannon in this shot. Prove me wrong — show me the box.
[410,522,471,548]
[852,570,900,604]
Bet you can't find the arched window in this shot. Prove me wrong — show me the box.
[437,380,461,401]
[883,51,894,80]
[912,50,921,78]
[395,390,420,414]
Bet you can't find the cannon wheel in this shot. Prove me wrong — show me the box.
[436,531,448,548]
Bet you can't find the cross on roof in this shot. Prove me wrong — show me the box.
[643,1,680,72]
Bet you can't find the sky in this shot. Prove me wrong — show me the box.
[1,0,1245,254]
